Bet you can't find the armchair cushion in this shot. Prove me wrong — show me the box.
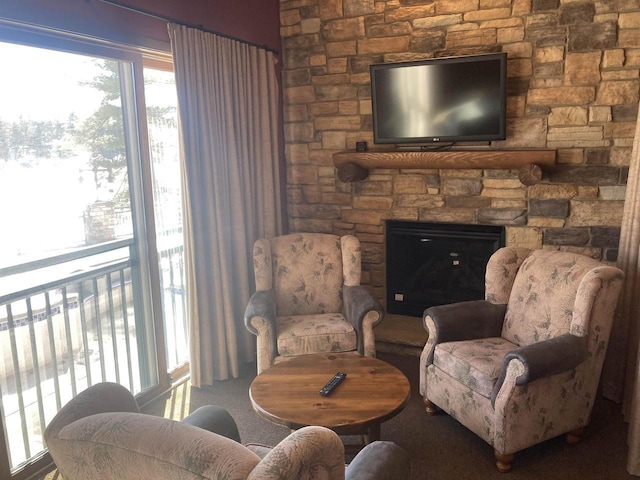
[434,337,517,399]
[276,313,357,356]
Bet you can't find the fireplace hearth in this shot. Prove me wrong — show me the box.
[386,221,505,317]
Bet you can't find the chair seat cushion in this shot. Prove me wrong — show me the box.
[433,337,517,398]
[276,313,357,357]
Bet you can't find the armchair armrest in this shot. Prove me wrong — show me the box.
[343,285,384,332]
[247,426,345,480]
[346,441,410,480]
[244,290,277,335]
[491,333,588,406]
[343,285,384,354]
[244,289,278,373]
[182,405,241,443]
[425,300,506,344]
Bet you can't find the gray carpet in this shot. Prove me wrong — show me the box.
[145,353,634,479]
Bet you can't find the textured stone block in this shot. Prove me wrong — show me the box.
[543,227,590,245]
[498,117,547,148]
[446,196,492,208]
[396,194,445,207]
[590,226,621,248]
[548,107,588,126]
[314,115,361,130]
[506,226,543,249]
[447,28,498,47]
[315,84,359,101]
[385,5,436,22]
[568,22,617,52]
[344,0,375,16]
[436,0,479,14]
[565,51,602,85]
[284,122,315,142]
[528,184,579,199]
[410,30,447,52]
[419,208,476,223]
[559,3,595,25]
[413,14,463,28]
[528,86,596,105]
[599,186,627,201]
[532,0,559,11]
[367,22,413,37]
[326,41,357,57]
[585,148,609,165]
[464,8,512,21]
[442,178,483,196]
[394,175,427,194]
[570,200,624,226]
[358,36,410,54]
[301,18,322,34]
[589,106,612,123]
[528,218,566,228]
[548,166,621,185]
[323,18,365,41]
[477,209,527,225]
[319,0,344,20]
[497,26,526,43]
[342,209,388,225]
[353,196,394,210]
[288,165,319,184]
[596,80,640,105]
[526,13,559,28]
[482,187,527,199]
[529,198,569,217]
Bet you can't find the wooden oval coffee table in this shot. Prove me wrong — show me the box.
[249,353,410,450]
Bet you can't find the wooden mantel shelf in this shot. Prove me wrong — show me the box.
[332,149,556,185]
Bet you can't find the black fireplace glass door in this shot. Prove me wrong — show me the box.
[386,221,505,317]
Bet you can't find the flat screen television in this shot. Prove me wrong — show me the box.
[370,52,507,145]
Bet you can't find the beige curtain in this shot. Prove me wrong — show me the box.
[168,23,283,386]
[604,101,640,475]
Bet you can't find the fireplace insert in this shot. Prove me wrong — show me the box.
[386,221,505,317]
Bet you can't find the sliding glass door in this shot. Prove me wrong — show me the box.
[0,30,187,479]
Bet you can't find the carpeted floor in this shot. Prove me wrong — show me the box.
[144,353,634,480]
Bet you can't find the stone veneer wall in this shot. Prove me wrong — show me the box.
[279,0,639,302]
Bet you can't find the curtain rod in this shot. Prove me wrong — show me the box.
[94,0,279,54]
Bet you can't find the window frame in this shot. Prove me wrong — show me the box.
[0,21,174,480]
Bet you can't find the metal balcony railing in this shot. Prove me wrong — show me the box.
[0,236,188,472]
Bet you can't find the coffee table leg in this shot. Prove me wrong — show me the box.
[363,423,380,444]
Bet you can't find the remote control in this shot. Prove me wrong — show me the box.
[319,372,346,396]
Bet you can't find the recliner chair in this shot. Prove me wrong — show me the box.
[420,247,624,472]
[244,233,384,373]
[44,382,410,479]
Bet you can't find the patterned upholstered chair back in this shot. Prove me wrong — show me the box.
[499,249,607,347]
[253,233,361,317]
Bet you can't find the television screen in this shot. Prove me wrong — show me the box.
[370,53,507,145]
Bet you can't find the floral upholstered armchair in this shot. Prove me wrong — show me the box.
[244,233,384,373]
[420,247,624,472]
[45,382,410,480]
